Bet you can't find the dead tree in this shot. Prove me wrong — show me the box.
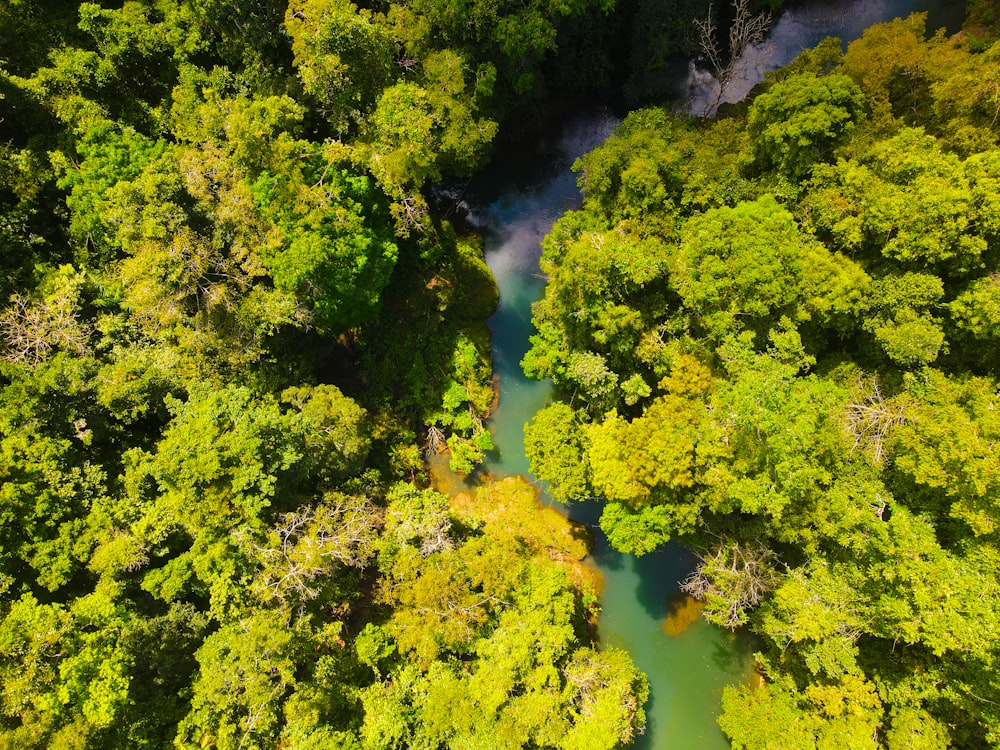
[843,374,907,467]
[681,539,781,629]
[694,0,772,116]
[0,292,89,366]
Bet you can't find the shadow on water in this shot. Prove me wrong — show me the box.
[712,628,758,675]
[632,698,659,750]
[632,546,687,621]
[587,528,627,573]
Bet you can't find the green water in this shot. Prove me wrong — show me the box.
[461,3,966,747]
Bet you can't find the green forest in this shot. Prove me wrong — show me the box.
[2,0,1000,748]
[524,6,1000,749]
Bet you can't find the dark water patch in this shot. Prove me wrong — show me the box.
[688,0,968,113]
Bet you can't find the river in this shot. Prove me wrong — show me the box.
[461,1,966,747]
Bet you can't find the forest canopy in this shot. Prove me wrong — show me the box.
[0,0,671,746]
[524,10,1000,749]
[4,0,1000,748]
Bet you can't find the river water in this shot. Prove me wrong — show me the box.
[688,0,968,113]
[461,1,965,747]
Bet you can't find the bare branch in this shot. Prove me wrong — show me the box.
[694,0,772,116]
[0,292,90,366]
[682,539,781,629]
[843,374,907,467]
[252,495,382,605]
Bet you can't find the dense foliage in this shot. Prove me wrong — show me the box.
[526,12,1000,749]
[0,0,658,747]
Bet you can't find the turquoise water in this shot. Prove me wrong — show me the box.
[469,113,752,749]
[461,2,966,746]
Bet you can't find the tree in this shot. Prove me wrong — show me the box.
[122,384,310,620]
[0,265,90,366]
[524,402,590,504]
[672,195,807,338]
[365,51,498,194]
[364,480,646,749]
[805,129,986,273]
[575,107,683,224]
[839,12,964,129]
[252,150,400,331]
[694,0,772,116]
[252,493,381,607]
[681,540,781,629]
[743,72,865,178]
[285,0,395,133]
[283,384,371,484]
[176,611,305,750]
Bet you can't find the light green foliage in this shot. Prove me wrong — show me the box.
[0,587,148,744]
[884,706,951,750]
[576,108,683,224]
[599,502,673,556]
[387,0,602,100]
[673,195,807,335]
[890,371,1000,536]
[669,195,868,344]
[53,120,170,258]
[367,51,498,191]
[719,676,820,750]
[806,128,987,272]
[950,275,1000,339]
[586,395,706,510]
[525,206,667,392]
[559,646,649,750]
[701,344,851,533]
[839,13,964,128]
[127,383,307,533]
[430,334,495,474]
[177,611,304,750]
[930,39,1000,148]
[283,384,371,483]
[5,1,194,130]
[286,0,395,133]
[252,150,399,330]
[0,354,107,591]
[366,479,646,748]
[744,72,866,178]
[526,23,1000,747]
[0,0,656,745]
[861,272,945,367]
[123,383,309,619]
[0,145,52,290]
[758,561,865,672]
[524,402,590,503]
[670,115,757,212]
[720,671,882,750]
[455,476,591,563]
